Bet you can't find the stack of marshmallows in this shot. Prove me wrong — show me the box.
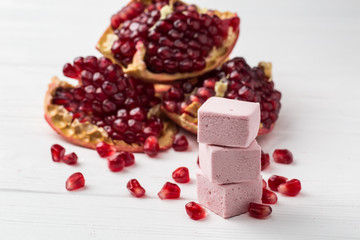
[196,97,263,218]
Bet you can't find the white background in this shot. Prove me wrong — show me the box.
[0,0,360,239]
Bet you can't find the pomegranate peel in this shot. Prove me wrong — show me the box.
[96,0,240,83]
[44,77,178,152]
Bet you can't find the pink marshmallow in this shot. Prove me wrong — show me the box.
[197,97,260,147]
[197,172,262,219]
[199,140,261,184]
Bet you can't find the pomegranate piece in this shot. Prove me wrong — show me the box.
[63,152,78,165]
[248,202,272,219]
[172,167,190,183]
[107,154,125,172]
[185,202,207,220]
[127,179,146,198]
[143,136,159,157]
[172,135,189,151]
[51,144,65,162]
[278,179,301,196]
[66,172,85,191]
[261,151,270,170]
[273,149,293,164]
[117,151,135,167]
[268,175,288,191]
[96,141,116,158]
[262,188,278,204]
[158,182,181,200]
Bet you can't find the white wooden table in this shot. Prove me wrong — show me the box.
[0,0,359,239]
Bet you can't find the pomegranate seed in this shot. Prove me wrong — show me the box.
[172,167,190,183]
[262,188,278,204]
[63,152,78,165]
[143,136,159,157]
[248,203,272,219]
[66,172,85,191]
[117,151,135,167]
[261,151,270,170]
[127,179,146,198]
[158,182,181,200]
[172,135,189,151]
[278,179,301,196]
[268,175,288,191]
[63,63,77,78]
[51,144,65,162]
[273,149,293,164]
[185,202,207,220]
[96,141,116,158]
[107,154,125,172]
[262,179,267,188]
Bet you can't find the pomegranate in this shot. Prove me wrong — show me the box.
[65,172,85,191]
[96,141,116,158]
[51,144,65,162]
[158,182,181,199]
[44,56,178,153]
[97,0,240,83]
[273,149,293,164]
[262,188,278,204]
[62,152,78,165]
[143,136,160,157]
[248,202,272,219]
[172,135,189,151]
[127,179,146,197]
[161,58,281,135]
[117,151,135,166]
[268,175,287,192]
[261,150,270,170]
[172,167,190,183]
[185,202,207,220]
[107,154,125,172]
[278,179,301,196]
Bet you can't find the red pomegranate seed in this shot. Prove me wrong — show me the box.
[66,172,85,191]
[268,175,288,191]
[248,202,272,219]
[173,135,189,151]
[273,149,293,164]
[96,141,116,158]
[63,152,78,165]
[278,179,301,196]
[51,144,65,162]
[127,179,146,198]
[262,188,278,204]
[63,63,77,78]
[261,151,270,170]
[185,202,207,220]
[117,151,135,167]
[172,167,190,183]
[158,182,181,200]
[107,155,125,172]
[262,179,267,188]
[143,136,159,157]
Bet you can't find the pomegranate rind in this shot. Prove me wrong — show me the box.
[44,77,178,152]
[96,1,240,83]
[161,61,277,136]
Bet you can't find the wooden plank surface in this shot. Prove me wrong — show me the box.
[0,0,359,239]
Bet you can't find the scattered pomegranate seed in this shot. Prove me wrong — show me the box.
[248,202,272,219]
[51,144,65,162]
[63,152,78,165]
[261,151,270,170]
[96,141,116,158]
[65,172,85,191]
[173,135,189,151]
[107,155,125,172]
[127,179,146,198]
[185,202,207,220]
[278,179,301,196]
[262,188,278,204]
[143,136,159,157]
[172,167,190,183]
[158,182,181,200]
[262,179,267,188]
[268,175,288,191]
[117,151,135,167]
[273,149,293,164]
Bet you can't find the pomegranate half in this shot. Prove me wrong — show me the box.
[97,0,240,83]
[44,56,178,153]
[161,58,281,135]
